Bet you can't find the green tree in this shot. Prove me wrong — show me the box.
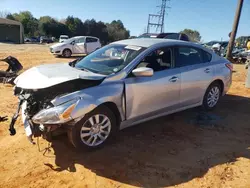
[65,16,85,36]
[39,16,69,38]
[12,11,38,36]
[106,20,130,43]
[180,29,201,42]
[5,10,130,43]
[83,19,109,44]
[6,13,15,20]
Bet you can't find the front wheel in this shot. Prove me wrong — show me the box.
[202,83,221,110]
[62,49,72,58]
[68,106,117,150]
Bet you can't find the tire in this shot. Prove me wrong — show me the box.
[202,82,221,110]
[68,105,117,150]
[62,49,72,58]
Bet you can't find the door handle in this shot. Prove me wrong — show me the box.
[204,68,211,73]
[169,76,179,82]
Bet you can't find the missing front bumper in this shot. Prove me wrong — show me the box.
[9,99,38,144]
[9,99,23,136]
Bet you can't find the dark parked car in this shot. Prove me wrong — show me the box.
[138,32,190,41]
[24,37,39,43]
[40,36,53,44]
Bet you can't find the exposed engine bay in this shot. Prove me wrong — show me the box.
[9,78,103,143]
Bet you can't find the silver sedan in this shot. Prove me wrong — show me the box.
[12,38,233,149]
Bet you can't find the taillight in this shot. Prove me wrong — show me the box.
[225,63,233,72]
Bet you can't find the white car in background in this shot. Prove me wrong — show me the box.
[59,35,69,43]
[50,36,101,57]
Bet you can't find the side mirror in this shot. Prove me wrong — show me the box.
[132,67,154,77]
[71,41,75,45]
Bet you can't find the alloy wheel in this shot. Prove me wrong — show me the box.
[207,86,220,108]
[80,114,111,147]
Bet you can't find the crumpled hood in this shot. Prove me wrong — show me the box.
[14,63,105,89]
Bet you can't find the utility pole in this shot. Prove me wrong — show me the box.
[226,0,244,60]
[147,0,170,34]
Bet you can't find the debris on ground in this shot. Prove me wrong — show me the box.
[0,116,8,122]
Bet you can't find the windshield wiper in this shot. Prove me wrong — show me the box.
[80,68,91,72]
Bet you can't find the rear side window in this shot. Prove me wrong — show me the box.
[202,50,212,62]
[86,38,98,43]
[175,47,203,67]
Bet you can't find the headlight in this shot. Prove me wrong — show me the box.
[32,99,78,124]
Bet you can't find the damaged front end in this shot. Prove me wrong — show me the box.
[9,78,103,144]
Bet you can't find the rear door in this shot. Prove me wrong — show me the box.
[175,46,214,107]
[86,37,99,54]
[73,37,86,54]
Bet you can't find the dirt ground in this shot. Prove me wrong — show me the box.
[1,43,250,188]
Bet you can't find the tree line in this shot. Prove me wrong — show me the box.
[4,11,130,44]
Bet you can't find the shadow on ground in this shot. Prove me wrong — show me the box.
[46,94,250,187]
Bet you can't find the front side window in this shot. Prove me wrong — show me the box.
[75,38,85,43]
[175,47,203,67]
[74,44,145,75]
[136,47,172,72]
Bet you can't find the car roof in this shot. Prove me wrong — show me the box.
[72,36,99,39]
[112,38,192,48]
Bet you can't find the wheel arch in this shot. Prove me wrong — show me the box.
[63,48,72,53]
[208,79,224,95]
[201,79,225,104]
[99,102,122,127]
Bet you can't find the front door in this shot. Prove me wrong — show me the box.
[73,37,86,54]
[175,46,214,107]
[125,47,181,121]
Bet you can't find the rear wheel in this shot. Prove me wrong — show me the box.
[63,49,72,58]
[68,106,117,150]
[202,83,221,110]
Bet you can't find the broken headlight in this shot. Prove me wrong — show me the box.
[32,99,78,124]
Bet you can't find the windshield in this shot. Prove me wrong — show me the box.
[60,37,68,39]
[74,44,146,75]
[62,37,76,43]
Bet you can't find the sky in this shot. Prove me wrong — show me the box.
[1,0,250,42]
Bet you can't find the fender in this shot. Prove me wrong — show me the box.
[51,81,126,121]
